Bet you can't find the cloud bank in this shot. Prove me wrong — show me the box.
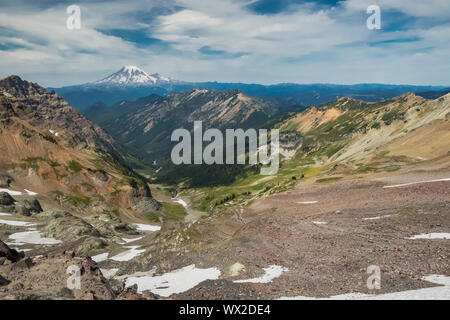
[0,0,449,86]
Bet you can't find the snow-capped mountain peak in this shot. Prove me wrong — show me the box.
[93,66,172,86]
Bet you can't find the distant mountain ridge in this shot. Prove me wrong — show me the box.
[49,66,448,111]
[83,88,301,185]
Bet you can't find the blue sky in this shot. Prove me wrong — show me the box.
[0,0,449,87]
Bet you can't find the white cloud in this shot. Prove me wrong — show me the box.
[0,0,449,86]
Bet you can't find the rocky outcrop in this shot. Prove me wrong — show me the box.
[0,240,25,263]
[0,192,15,206]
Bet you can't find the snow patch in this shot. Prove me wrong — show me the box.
[312,221,328,225]
[296,201,318,204]
[124,264,221,297]
[122,236,144,243]
[91,252,109,263]
[12,248,32,252]
[135,223,161,232]
[110,246,145,262]
[24,189,38,196]
[362,215,392,221]
[0,188,23,196]
[0,212,12,216]
[234,265,288,284]
[101,268,119,279]
[0,218,35,227]
[8,230,61,245]
[173,198,188,208]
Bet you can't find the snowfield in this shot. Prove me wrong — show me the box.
[125,264,221,297]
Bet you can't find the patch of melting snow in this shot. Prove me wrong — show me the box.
[110,246,145,262]
[49,129,59,137]
[0,188,23,196]
[91,252,109,263]
[363,215,392,221]
[122,236,144,243]
[12,248,32,252]
[279,275,450,300]
[234,265,289,284]
[24,189,38,196]
[124,264,221,297]
[101,268,119,279]
[312,221,328,225]
[0,218,36,227]
[135,223,161,232]
[0,212,12,216]
[173,198,188,208]
[406,233,450,240]
[8,230,61,245]
[383,178,450,189]
[296,201,318,204]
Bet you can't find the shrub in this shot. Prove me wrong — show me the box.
[67,160,83,173]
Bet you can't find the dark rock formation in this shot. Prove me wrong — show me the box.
[0,192,15,206]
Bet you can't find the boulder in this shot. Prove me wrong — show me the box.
[0,192,15,206]
[24,199,43,213]
[0,174,13,188]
